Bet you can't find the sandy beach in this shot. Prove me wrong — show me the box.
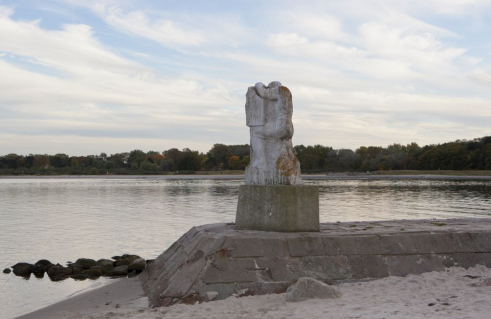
[17,265,491,319]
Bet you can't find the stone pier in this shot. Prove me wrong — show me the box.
[140,218,491,307]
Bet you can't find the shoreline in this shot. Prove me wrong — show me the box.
[2,174,491,180]
[15,277,146,319]
[15,217,491,319]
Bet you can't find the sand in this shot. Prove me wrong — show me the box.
[16,278,147,319]
[17,265,491,319]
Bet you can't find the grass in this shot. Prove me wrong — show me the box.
[431,222,447,226]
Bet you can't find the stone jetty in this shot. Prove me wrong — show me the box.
[141,218,491,307]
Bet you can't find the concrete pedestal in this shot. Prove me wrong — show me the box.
[235,185,320,232]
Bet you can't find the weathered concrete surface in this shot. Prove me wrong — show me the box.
[140,218,491,308]
[235,185,319,232]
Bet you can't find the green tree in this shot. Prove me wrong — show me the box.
[128,150,146,168]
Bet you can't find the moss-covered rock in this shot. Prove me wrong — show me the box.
[75,258,97,270]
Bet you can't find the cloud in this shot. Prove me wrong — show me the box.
[1,1,491,156]
[0,7,141,76]
[101,6,205,48]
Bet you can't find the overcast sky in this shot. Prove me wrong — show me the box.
[1,0,491,156]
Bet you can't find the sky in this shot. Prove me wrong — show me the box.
[1,0,491,156]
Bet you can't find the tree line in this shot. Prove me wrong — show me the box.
[2,136,491,175]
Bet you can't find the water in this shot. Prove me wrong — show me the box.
[1,178,491,318]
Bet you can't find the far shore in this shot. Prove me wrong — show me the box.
[2,173,491,180]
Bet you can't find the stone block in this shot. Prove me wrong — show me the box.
[235,185,319,232]
[160,250,208,298]
[387,254,444,277]
[236,282,291,297]
[223,238,264,258]
[346,255,389,279]
[346,256,366,279]
[379,234,417,255]
[202,258,257,284]
[323,237,340,255]
[261,237,287,257]
[306,235,326,256]
[450,233,476,253]
[412,233,455,254]
[255,257,293,282]
[196,283,237,301]
[326,236,359,255]
[361,255,389,278]
[287,236,309,257]
[302,256,352,280]
[467,232,491,252]
[355,235,384,255]
[474,253,491,267]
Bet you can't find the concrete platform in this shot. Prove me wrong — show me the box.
[140,218,491,308]
[235,185,319,232]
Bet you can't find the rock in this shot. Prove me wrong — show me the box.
[32,260,53,275]
[75,258,97,270]
[100,263,113,275]
[12,263,33,277]
[122,255,141,263]
[68,264,84,275]
[128,258,146,272]
[51,275,69,282]
[3,268,11,274]
[34,259,52,268]
[113,259,131,267]
[206,291,218,301]
[109,265,128,276]
[111,255,122,260]
[45,263,55,271]
[146,259,155,265]
[127,270,138,278]
[70,274,89,281]
[47,265,72,277]
[96,259,113,267]
[87,266,102,278]
[31,264,46,277]
[285,277,342,302]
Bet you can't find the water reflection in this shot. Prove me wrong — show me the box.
[1,178,491,318]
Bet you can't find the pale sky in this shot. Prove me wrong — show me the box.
[1,0,491,156]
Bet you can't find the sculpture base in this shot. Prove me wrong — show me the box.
[235,185,319,232]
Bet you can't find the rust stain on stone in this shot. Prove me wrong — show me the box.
[217,249,231,259]
[275,152,299,179]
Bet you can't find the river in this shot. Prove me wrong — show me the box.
[1,177,491,318]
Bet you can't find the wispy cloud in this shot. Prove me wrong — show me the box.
[0,1,491,155]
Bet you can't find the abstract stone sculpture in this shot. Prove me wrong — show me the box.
[236,81,319,232]
[245,81,302,185]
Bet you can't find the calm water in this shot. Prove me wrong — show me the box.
[1,178,491,318]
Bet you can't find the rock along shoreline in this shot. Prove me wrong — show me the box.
[4,254,154,282]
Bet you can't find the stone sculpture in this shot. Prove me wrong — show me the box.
[236,81,319,232]
[245,81,302,185]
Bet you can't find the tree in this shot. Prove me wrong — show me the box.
[33,155,50,168]
[128,150,146,168]
[206,144,230,169]
[50,153,69,168]
[228,155,241,170]
[70,158,79,167]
